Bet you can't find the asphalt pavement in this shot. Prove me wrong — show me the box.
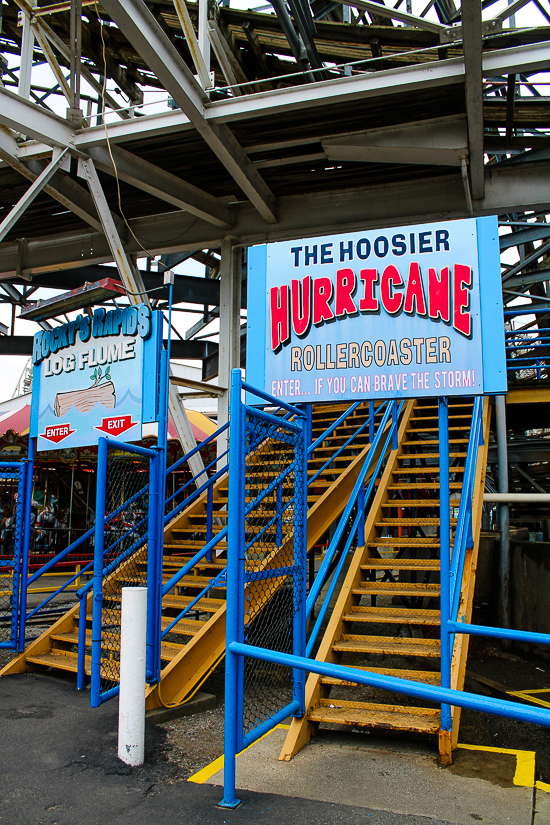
[0,672,462,825]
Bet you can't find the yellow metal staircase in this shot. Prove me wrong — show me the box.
[1,400,388,711]
[280,396,491,764]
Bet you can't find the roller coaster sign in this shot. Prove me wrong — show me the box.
[247,216,506,403]
[30,304,162,451]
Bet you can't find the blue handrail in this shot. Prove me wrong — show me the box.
[162,526,229,595]
[449,397,484,622]
[166,421,229,477]
[305,400,403,641]
[308,401,362,454]
[161,567,227,638]
[308,401,387,487]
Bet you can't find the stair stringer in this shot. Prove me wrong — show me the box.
[279,399,416,761]
[146,432,387,710]
[446,397,492,755]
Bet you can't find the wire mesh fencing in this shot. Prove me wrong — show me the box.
[96,445,150,696]
[240,407,307,740]
[0,462,26,648]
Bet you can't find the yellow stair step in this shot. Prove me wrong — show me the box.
[403,439,469,445]
[161,595,225,612]
[333,635,441,657]
[353,582,439,598]
[406,426,471,433]
[382,500,441,507]
[343,606,440,625]
[410,415,472,422]
[26,650,81,673]
[26,650,115,680]
[320,667,440,686]
[393,467,465,475]
[361,559,439,570]
[368,537,439,547]
[388,483,462,490]
[399,453,466,460]
[376,518,457,526]
[50,630,186,660]
[308,699,440,733]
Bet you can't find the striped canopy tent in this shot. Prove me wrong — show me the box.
[0,403,31,438]
[167,410,217,443]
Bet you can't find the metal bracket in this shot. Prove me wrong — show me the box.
[439,19,502,44]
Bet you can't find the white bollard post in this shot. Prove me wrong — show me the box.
[118,586,147,766]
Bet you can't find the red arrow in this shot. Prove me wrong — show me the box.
[95,414,139,436]
[40,423,76,443]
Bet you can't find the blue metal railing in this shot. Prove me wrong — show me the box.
[449,396,483,621]
[504,307,550,377]
[160,396,373,617]
[305,400,402,657]
[0,461,26,650]
[505,326,550,375]
[307,400,380,487]
[438,395,550,740]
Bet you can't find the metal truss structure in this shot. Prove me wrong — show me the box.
[1,0,550,402]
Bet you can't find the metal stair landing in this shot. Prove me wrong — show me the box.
[281,396,491,764]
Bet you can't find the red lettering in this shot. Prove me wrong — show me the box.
[291,276,311,336]
[453,263,472,337]
[403,262,427,316]
[312,277,335,325]
[270,284,290,351]
[428,266,450,323]
[335,268,358,318]
[380,265,404,315]
[358,268,379,312]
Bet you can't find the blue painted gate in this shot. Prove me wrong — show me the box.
[223,369,308,804]
[79,437,163,706]
[0,461,27,651]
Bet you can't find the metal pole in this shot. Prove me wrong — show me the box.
[484,493,550,503]
[146,446,159,684]
[369,400,374,443]
[217,239,241,470]
[198,0,211,85]
[438,397,452,765]
[77,595,87,689]
[292,415,307,716]
[118,586,147,766]
[18,436,35,651]
[221,368,245,809]
[91,437,108,708]
[68,463,75,546]
[495,395,511,630]
[17,14,34,100]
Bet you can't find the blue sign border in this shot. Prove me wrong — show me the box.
[247,216,506,402]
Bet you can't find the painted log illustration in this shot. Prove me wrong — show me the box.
[54,381,116,416]
[54,367,116,417]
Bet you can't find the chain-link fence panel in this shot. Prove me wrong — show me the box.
[97,447,150,696]
[241,409,307,740]
[0,462,26,649]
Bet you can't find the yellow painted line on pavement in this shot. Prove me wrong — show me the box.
[188,724,290,784]
[457,743,536,787]
[507,689,550,710]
